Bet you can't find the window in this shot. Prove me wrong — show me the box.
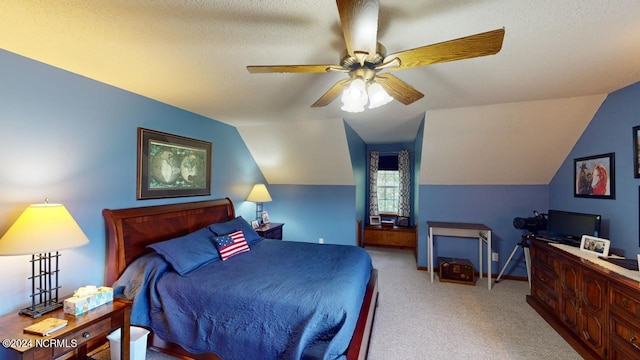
[377,170,399,214]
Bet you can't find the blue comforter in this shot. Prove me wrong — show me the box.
[113,239,372,360]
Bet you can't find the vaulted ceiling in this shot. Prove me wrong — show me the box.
[2,1,639,185]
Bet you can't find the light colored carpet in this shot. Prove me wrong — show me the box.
[93,247,581,359]
[366,247,581,360]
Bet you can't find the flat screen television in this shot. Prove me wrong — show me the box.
[546,209,602,241]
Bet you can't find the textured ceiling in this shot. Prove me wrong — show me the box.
[2,1,639,185]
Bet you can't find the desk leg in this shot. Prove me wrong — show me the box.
[478,237,483,281]
[487,231,492,290]
[428,227,434,283]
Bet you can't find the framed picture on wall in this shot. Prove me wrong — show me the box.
[633,126,640,178]
[574,152,615,199]
[137,128,212,200]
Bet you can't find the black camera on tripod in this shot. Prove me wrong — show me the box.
[513,210,547,234]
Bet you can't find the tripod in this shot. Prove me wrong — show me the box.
[495,234,532,288]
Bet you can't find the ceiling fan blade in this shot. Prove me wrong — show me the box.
[247,64,344,74]
[311,79,351,107]
[384,28,505,70]
[376,73,424,105]
[336,0,379,58]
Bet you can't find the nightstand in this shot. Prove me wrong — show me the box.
[255,222,284,240]
[0,298,132,359]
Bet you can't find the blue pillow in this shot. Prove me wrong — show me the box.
[147,227,219,276]
[208,216,262,244]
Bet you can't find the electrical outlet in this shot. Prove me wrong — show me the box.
[492,252,499,262]
[319,238,324,244]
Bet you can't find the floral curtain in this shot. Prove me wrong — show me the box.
[369,151,379,217]
[397,150,411,218]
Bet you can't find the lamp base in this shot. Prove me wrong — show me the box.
[19,301,62,318]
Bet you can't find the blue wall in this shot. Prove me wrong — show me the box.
[0,50,266,314]
[417,185,549,277]
[550,82,640,257]
[265,185,358,245]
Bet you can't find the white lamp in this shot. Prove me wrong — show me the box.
[0,201,90,317]
[246,184,272,221]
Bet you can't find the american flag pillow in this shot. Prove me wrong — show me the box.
[213,230,250,260]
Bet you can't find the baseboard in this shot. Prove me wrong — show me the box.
[415,266,528,282]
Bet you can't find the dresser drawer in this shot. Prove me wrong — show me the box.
[531,244,557,271]
[532,264,558,293]
[610,314,640,358]
[53,317,111,357]
[531,263,558,313]
[610,285,640,321]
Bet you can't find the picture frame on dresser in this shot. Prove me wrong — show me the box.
[579,235,610,256]
[369,216,381,226]
[137,128,212,200]
[573,152,615,199]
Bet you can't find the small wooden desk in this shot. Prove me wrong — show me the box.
[427,221,493,290]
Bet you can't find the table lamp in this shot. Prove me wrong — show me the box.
[0,201,90,318]
[246,184,272,221]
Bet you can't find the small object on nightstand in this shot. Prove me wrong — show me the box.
[23,317,68,336]
[255,222,284,240]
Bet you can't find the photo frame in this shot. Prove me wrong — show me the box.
[574,152,615,199]
[370,215,381,226]
[261,211,270,225]
[251,220,259,229]
[137,128,212,200]
[633,126,640,178]
[580,235,610,256]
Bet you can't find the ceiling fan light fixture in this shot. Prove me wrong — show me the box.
[344,78,367,101]
[341,78,368,113]
[341,101,366,113]
[367,82,393,109]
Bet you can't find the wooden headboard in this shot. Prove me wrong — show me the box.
[102,198,235,285]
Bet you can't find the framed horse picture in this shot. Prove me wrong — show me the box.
[574,153,615,199]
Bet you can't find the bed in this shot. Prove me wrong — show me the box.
[103,198,378,360]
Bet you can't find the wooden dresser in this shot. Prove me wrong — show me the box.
[527,238,640,359]
[363,225,416,249]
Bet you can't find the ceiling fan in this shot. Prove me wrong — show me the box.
[247,0,505,112]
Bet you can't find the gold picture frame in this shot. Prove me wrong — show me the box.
[137,128,212,200]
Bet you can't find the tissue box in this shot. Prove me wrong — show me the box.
[64,286,114,316]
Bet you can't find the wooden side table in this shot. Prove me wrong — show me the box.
[255,222,284,240]
[0,298,132,359]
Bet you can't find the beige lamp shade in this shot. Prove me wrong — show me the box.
[0,203,90,256]
[246,184,272,203]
